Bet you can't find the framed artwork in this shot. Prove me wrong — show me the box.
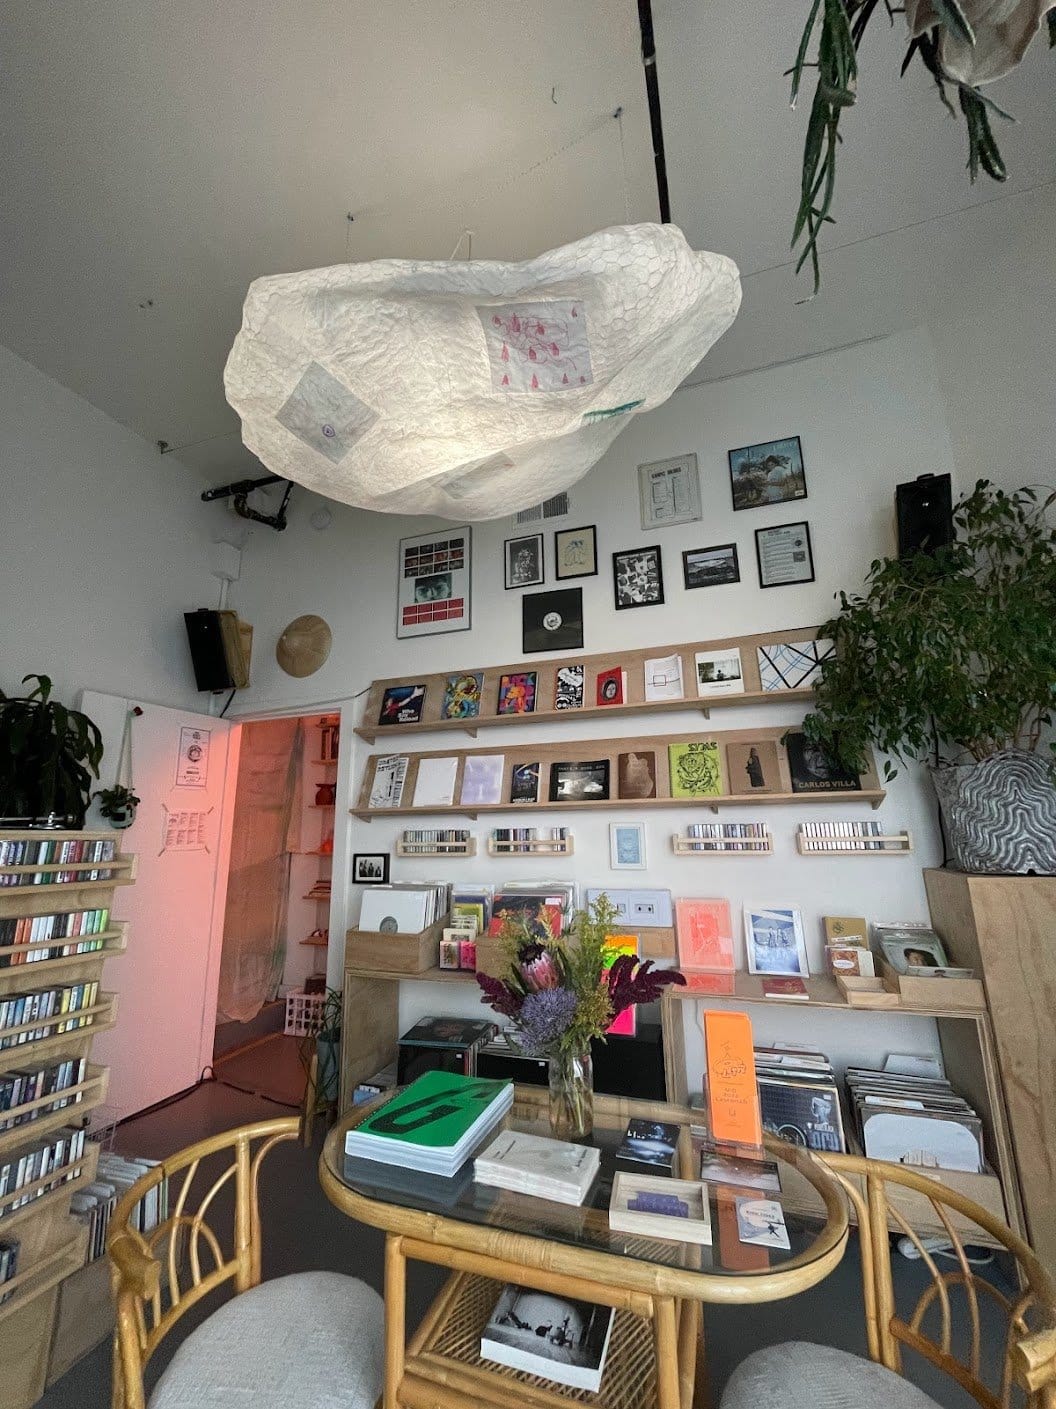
[522,587,584,653]
[637,453,702,530]
[755,521,815,588]
[609,822,646,871]
[352,852,390,885]
[395,526,471,638]
[612,545,664,610]
[743,907,809,977]
[504,533,544,590]
[682,543,739,590]
[728,436,807,511]
[553,524,598,580]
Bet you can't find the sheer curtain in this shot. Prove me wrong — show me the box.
[217,717,303,1023]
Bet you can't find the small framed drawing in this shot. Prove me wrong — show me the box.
[504,533,544,590]
[637,454,702,530]
[682,543,739,590]
[755,521,815,589]
[613,545,664,610]
[396,526,471,638]
[554,524,598,580]
[743,907,809,977]
[728,436,807,511]
[609,822,646,870]
[352,852,390,885]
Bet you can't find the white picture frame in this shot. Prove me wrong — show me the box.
[395,525,472,638]
[744,907,809,977]
[637,454,702,531]
[609,821,646,871]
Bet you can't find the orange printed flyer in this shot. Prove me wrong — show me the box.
[704,1009,762,1148]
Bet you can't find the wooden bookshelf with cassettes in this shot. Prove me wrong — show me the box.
[0,829,134,1409]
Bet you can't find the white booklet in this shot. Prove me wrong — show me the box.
[475,1129,600,1205]
[369,755,408,808]
[694,647,744,697]
[643,653,684,701]
[413,756,459,808]
[460,755,505,806]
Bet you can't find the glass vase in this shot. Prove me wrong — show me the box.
[548,1048,594,1141]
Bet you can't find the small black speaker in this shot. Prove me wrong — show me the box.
[896,473,954,559]
[184,610,235,692]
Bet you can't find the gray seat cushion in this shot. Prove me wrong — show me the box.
[150,1271,384,1409]
[720,1342,941,1409]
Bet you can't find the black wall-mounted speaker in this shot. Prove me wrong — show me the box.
[184,610,235,692]
[896,473,954,560]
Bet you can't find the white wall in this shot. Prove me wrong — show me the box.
[0,343,217,709]
[230,326,961,1087]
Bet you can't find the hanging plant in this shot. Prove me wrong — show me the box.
[95,784,141,829]
[791,0,1056,290]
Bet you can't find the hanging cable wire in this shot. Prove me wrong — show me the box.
[614,106,631,223]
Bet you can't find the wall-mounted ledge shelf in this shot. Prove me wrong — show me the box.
[0,1227,88,1329]
[395,839,477,858]
[355,792,885,822]
[355,625,824,743]
[796,828,913,856]
[672,834,773,856]
[487,836,575,857]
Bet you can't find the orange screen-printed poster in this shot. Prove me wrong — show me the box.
[675,898,735,973]
[704,1009,762,1147]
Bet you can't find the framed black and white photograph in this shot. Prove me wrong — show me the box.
[352,852,390,885]
[522,587,584,653]
[637,453,702,530]
[612,545,664,610]
[754,521,815,589]
[481,1286,615,1393]
[682,543,739,590]
[395,526,471,638]
[744,907,809,977]
[504,533,544,590]
[553,525,598,580]
[728,436,807,511]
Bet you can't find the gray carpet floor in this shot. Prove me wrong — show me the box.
[38,1077,1004,1408]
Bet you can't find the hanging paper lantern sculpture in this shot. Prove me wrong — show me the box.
[224,224,741,521]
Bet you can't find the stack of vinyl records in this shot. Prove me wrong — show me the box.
[489,881,578,937]
[846,1067,985,1172]
[754,1046,846,1153]
[358,882,450,933]
[450,884,494,935]
[474,1129,600,1205]
[343,1071,514,1176]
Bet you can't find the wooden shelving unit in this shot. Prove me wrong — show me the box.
[395,839,477,858]
[0,830,131,1408]
[354,724,883,821]
[356,625,824,743]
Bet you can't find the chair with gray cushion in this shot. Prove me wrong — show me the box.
[109,1116,383,1409]
[720,1154,1056,1409]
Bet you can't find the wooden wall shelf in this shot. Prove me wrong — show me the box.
[672,834,773,856]
[487,837,574,857]
[356,625,824,742]
[354,725,883,820]
[0,1066,109,1161]
[0,926,128,991]
[796,828,913,856]
[396,840,477,858]
[0,1227,88,1329]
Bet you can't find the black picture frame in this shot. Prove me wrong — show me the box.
[503,532,545,590]
[728,435,807,512]
[521,587,584,653]
[612,546,664,610]
[754,521,815,589]
[553,524,598,580]
[352,852,390,884]
[682,543,740,590]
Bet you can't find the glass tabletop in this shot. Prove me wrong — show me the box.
[322,1090,845,1280]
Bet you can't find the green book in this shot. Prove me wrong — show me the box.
[353,1071,512,1150]
[668,740,722,799]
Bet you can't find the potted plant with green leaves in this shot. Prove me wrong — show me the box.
[95,784,141,830]
[298,987,342,1112]
[0,674,104,828]
[802,480,1056,875]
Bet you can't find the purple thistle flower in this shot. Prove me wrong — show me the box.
[518,987,579,1055]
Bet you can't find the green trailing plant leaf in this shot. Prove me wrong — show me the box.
[801,481,1056,779]
[0,675,104,824]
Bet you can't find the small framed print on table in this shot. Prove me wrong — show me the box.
[754,520,814,589]
[396,526,472,637]
[554,524,598,580]
[609,821,646,870]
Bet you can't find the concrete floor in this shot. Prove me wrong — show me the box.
[39,1075,999,1408]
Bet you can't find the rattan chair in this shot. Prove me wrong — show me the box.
[108,1116,384,1409]
[722,1153,1056,1409]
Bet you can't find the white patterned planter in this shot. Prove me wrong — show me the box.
[930,750,1056,876]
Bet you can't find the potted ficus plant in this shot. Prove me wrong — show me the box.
[0,674,104,828]
[802,480,1056,875]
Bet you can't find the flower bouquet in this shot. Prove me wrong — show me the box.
[476,894,685,1139]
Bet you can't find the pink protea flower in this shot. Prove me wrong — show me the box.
[518,942,561,992]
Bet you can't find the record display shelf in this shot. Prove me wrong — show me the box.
[0,830,132,1408]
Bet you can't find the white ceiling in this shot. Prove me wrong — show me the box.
[2,0,1054,488]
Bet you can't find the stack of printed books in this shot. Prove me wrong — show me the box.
[343,1071,514,1177]
[474,1129,600,1206]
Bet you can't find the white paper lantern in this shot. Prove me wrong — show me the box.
[224,224,741,521]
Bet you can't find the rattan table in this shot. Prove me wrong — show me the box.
[320,1089,849,1409]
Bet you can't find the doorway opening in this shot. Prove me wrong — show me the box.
[211,712,339,1108]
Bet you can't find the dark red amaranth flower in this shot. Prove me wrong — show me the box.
[607,956,685,1017]
[476,971,524,1019]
